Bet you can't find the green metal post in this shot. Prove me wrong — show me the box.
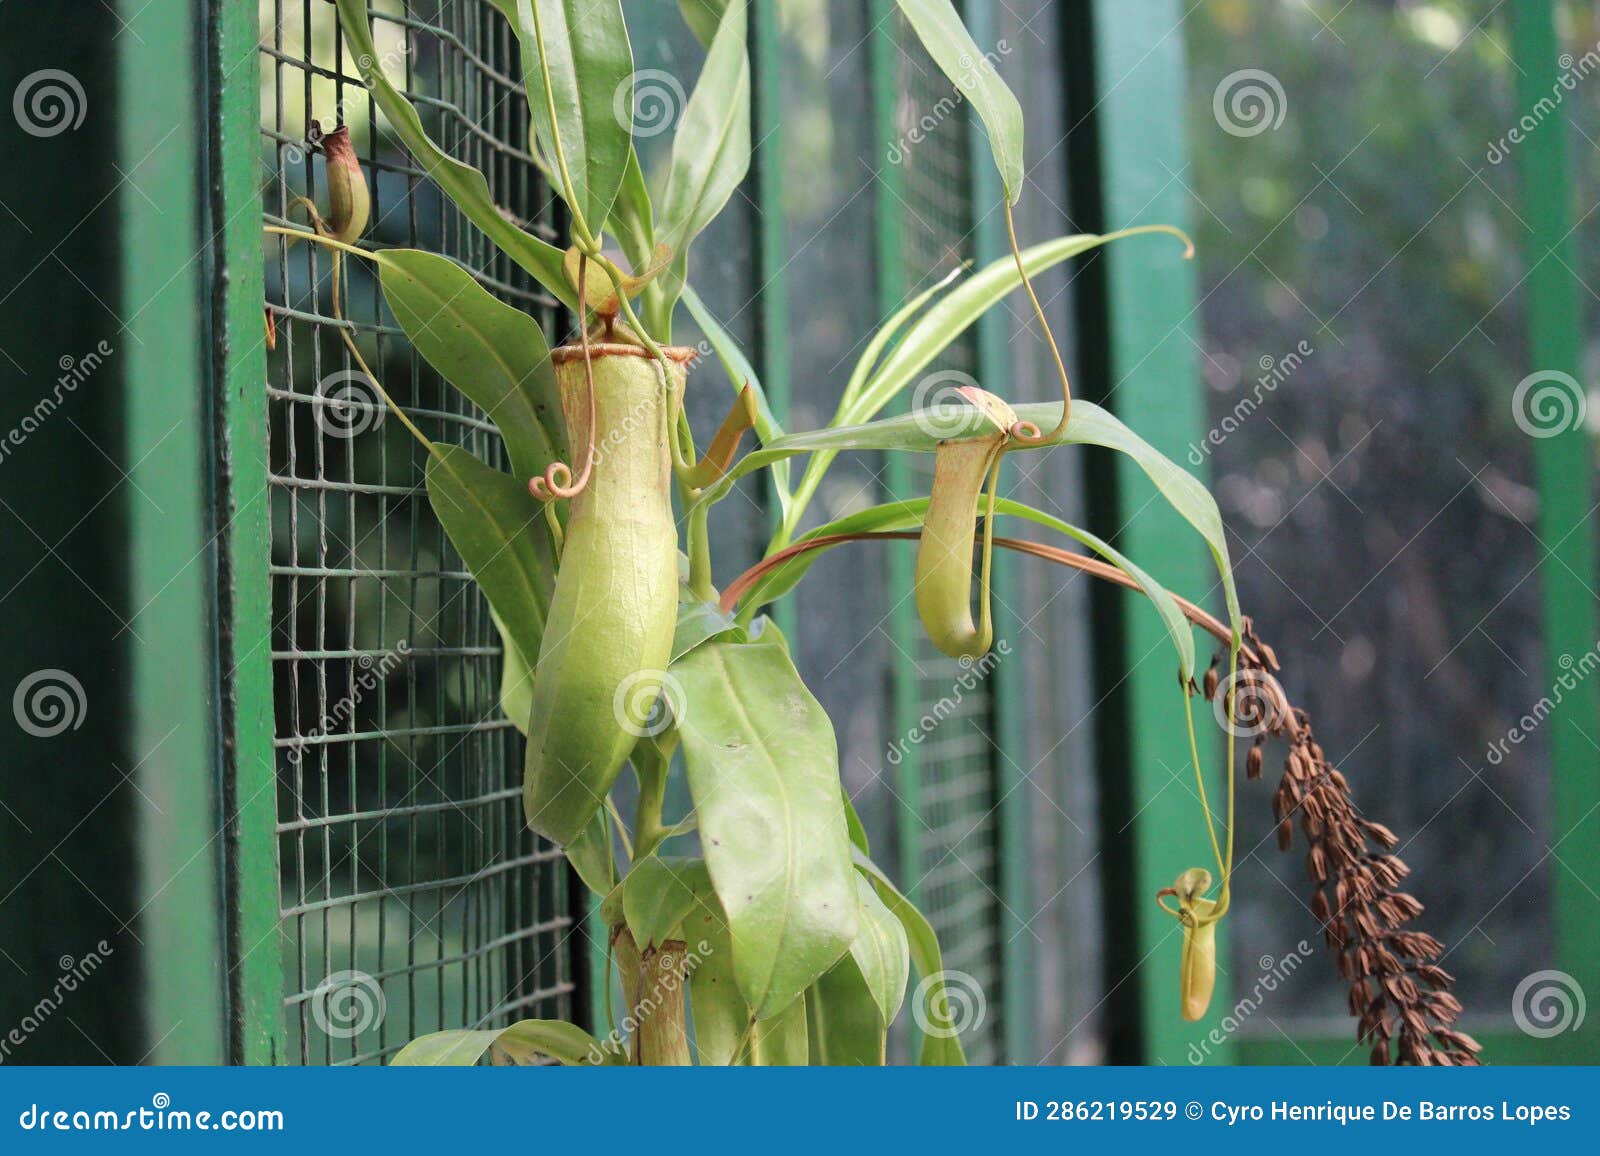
[121,0,230,1063]
[211,0,285,1065]
[1508,0,1600,1020]
[753,0,796,640]
[1067,0,1232,1065]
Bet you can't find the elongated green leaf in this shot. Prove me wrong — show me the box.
[425,447,555,707]
[743,494,1197,681]
[747,991,809,1064]
[333,0,575,309]
[488,0,633,233]
[611,148,656,275]
[658,2,750,257]
[566,808,615,897]
[623,856,709,948]
[848,874,910,1025]
[684,881,746,1065]
[490,607,535,735]
[842,264,966,416]
[850,229,1188,425]
[721,398,1236,638]
[853,849,966,1066]
[842,787,870,856]
[894,0,1022,202]
[391,1019,611,1066]
[681,283,791,517]
[679,0,730,45]
[377,249,563,482]
[807,957,886,1065]
[672,640,858,1019]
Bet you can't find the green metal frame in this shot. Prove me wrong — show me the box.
[122,0,233,1065]
[752,0,795,642]
[1506,0,1600,1019]
[212,0,283,1066]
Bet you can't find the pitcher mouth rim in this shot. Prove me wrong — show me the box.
[551,342,699,366]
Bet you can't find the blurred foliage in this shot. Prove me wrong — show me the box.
[1185,0,1600,1022]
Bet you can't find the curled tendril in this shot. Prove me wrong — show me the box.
[529,254,599,504]
[1006,418,1043,444]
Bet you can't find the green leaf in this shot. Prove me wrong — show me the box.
[894,0,1023,202]
[853,849,967,1065]
[673,600,740,660]
[681,283,791,517]
[488,0,634,234]
[658,2,750,259]
[424,446,555,707]
[391,1020,612,1066]
[333,0,576,309]
[679,0,730,45]
[807,957,887,1065]
[847,874,910,1026]
[721,398,1236,640]
[377,249,564,482]
[747,992,809,1064]
[671,640,858,1019]
[684,881,746,1065]
[849,229,1188,425]
[841,264,966,417]
[566,808,616,897]
[610,148,657,275]
[841,787,870,856]
[743,494,1198,681]
[623,856,709,948]
[490,607,535,735]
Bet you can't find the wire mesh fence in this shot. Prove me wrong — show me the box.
[893,8,1006,1064]
[259,0,580,1065]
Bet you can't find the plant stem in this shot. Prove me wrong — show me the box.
[632,742,670,861]
[635,942,692,1066]
[686,502,714,601]
[612,927,644,1065]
